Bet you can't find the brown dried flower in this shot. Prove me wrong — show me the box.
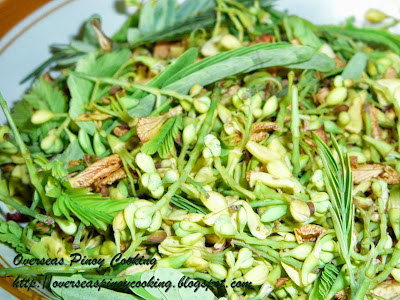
[294,224,326,244]
[352,163,400,185]
[69,154,122,188]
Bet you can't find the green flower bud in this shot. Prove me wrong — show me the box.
[200,191,227,212]
[260,205,288,223]
[100,241,117,256]
[220,34,242,50]
[245,141,280,164]
[148,210,162,232]
[31,110,56,124]
[40,134,57,152]
[262,95,278,117]
[318,43,336,59]
[184,255,209,271]
[182,123,196,146]
[157,250,192,269]
[363,135,394,157]
[208,263,228,280]
[365,8,387,23]
[54,218,77,235]
[163,169,179,184]
[243,265,269,285]
[193,96,211,114]
[181,232,203,246]
[113,211,127,232]
[214,214,237,238]
[135,152,156,174]
[201,40,218,57]
[326,87,347,106]
[319,251,335,264]
[391,268,400,282]
[189,84,203,97]
[290,199,311,223]
[334,76,344,88]
[204,134,221,157]
[337,111,351,127]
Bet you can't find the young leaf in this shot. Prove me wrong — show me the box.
[53,191,132,230]
[312,133,355,279]
[141,115,183,157]
[342,52,368,80]
[0,220,27,253]
[309,264,339,300]
[321,25,400,55]
[68,49,131,134]
[171,195,209,214]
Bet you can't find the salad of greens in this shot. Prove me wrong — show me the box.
[0,0,400,299]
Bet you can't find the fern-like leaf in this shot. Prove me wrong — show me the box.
[142,115,183,158]
[0,221,27,253]
[312,132,355,285]
[309,264,339,300]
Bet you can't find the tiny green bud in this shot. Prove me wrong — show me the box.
[31,110,56,124]
[204,134,221,157]
[290,199,311,223]
[135,152,156,174]
[193,96,211,114]
[365,8,387,23]
[54,218,77,235]
[40,134,57,152]
[214,214,237,238]
[338,111,351,127]
[326,87,347,106]
[208,263,228,280]
[261,205,288,222]
[189,84,203,97]
[182,124,196,146]
[100,241,117,256]
[262,95,278,117]
[244,265,269,285]
[220,34,242,50]
[334,76,344,88]
[163,169,179,184]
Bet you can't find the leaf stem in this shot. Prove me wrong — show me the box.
[291,85,300,176]
[0,196,53,225]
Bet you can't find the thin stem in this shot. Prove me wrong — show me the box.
[1,196,53,224]
[291,85,300,176]
[214,157,256,200]
[72,223,85,249]
[0,93,51,212]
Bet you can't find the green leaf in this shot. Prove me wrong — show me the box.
[51,275,140,300]
[312,133,354,256]
[0,220,26,253]
[309,264,339,300]
[55,140,85,164]
[321,25,400,55]
[53,191,132,230]
[286,15,323,49]
[68,49,131,134]
[171,195,209,214]
[141,268,215,300]
[11,78,67,132]
[141,116,183,157]
[342,52,368,80]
